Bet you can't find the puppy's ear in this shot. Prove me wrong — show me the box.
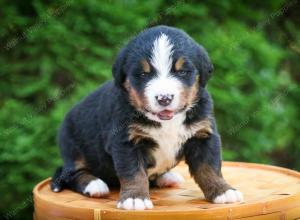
[194,44,214,88]
[112,47,127,87]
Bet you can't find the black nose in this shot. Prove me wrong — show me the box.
[155,94,174,106]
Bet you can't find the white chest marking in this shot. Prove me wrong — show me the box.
[143,113,198,177]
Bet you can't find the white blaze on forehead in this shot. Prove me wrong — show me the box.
[145,33,184,119]
[150,33,174,76]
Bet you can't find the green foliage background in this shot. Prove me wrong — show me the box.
[1,0,299,219]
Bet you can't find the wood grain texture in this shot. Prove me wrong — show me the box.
[33,162,300,220]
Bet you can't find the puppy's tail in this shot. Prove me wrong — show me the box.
[50,167,66,192]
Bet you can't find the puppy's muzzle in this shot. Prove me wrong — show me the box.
[155,94,174,107]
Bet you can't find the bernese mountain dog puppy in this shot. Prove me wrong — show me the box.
[51,25,243,210]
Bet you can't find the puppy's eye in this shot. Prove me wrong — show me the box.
[177,70,189,76]
[141,72,150,77]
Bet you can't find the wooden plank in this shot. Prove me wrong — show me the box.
[235,212,283,220]
[285,206,300,219]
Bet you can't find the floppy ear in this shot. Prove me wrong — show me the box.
[194,44,214,88]
[112,47,127,87]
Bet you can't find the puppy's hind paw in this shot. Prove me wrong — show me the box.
[84,178,110,197]
[117,198,153,210]
[213,189,244,204]
[156,171,185,188]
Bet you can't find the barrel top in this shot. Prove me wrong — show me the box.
[33,162,300,220]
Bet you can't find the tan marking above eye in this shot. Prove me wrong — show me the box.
[141,59,151,73]
[175,57,185,71]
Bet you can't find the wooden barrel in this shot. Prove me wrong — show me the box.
[33,162,300,220]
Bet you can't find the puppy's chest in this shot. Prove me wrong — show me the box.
[136,115,198,178]
[146,124,187,177]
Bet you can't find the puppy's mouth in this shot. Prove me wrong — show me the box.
[157,110,174,120]
[145,106,187,120]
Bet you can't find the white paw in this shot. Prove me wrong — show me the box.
[83,179,109,197]
[156,171,185,188]
[117,198,153,210]
[213,189,244,204]
[52,187,60,192]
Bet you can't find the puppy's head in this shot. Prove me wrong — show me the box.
[113,26,213,122]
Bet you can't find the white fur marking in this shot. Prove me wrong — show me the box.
[150,33,173,77]
[156,171,185,187]
[134,198,145,210]
[117,202,122,209]
[142,112,211,177]
[144,199,154,209]
[123,198,134,210]
[145,33,184,116]
[144,112,199,177]
[213,189,244,204]
[117,198,154,210]
[145,76,182,114]
[83,179,109,197]
[53,188,59,192]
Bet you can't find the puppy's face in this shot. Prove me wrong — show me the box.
[113,27,213,122]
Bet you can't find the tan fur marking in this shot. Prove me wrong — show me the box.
[75,157,86,170]
[193,118,213,138]
[179,76,199,108]
[175,57,185,71]
[141,59,150,73]
[73,157,100,191]
[128,124,152,144]
[77,173,98,187]
[119,168,149,202]
[187,77,199,105]
[124,80,148,110]
[194,164,231,201]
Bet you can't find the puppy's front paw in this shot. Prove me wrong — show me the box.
[83,179,110,197]
[156,171,185,188]
[213,189,243,204]
[117,198,153,210]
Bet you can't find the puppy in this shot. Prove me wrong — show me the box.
[51,25,243,210]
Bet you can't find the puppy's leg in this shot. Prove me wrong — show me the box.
[184,134,243,203]
[155,171,185,188]
[63,168,110,197]
[112,142,153,210]
[55,120,110,197]
[117,168,153,210]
